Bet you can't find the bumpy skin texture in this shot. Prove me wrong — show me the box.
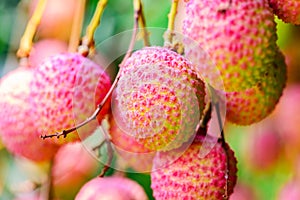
[30,53,111,145]
[151,136,237,200]
[0,68,59,161]
[226,49,286,125]
[75,176,148,200]
[114,46,206,151]
[269,0,300,25]
[183,0,286,125]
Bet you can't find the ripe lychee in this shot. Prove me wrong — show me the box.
[151,135,237,200]
[269,0,300,25]
[30,53,111,145]
[182,0,286,125]
[113,46,206,151]
[75,176,148,200]
[183,0,278,92]
[0,68,59,162]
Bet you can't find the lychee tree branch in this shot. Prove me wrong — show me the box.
[78,0,108,56]
[41,0,148,140]
[17,0,48,61]
[98,126,113,177]
[68,0,86,52]
[134,0,150,46]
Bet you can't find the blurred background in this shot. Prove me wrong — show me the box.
[0,0,300,199]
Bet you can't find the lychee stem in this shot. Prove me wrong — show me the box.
[163,0,179,46]
[17,0,48,59]
[134,0,150,46]
[41,0,145,140]
[78,0,108,56]
[68,0,86,53]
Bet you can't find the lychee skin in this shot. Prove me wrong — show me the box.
[151,136,237,200]
[183,0,278,92]
[226,49,286,125]
[75,176,148,200]
[30,53,111,145]
[114,46,206,151]
[0,68,59,162]
[269,0,300,25]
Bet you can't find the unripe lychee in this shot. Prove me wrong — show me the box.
[151,135,237,200]
[30,53,111,145]
[225,49,286,125]
[183,0,278,92]
[269,0,300,25]
[113,46,206,151]
[28,39,68,67]
[0,68,59,162]
[75,176,148,200]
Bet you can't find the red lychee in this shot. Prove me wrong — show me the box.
[151,135,237,200]
[0,68,59,162]
[30,53,111,145]
[113,46,206,151]
[75,176,148,200]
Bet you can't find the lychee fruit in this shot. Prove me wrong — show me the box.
[182,0,286,125]
[269,0,300,25]
[113,46,206,151]
[52,142,100,199]
[225,49,286,125]
[109,116,154,172]
[278,179,300,200]
[28,39,68,67]
[30,53,111,145]
[75,176,148,200]
[0,68,59,162]
[151,135,238,200]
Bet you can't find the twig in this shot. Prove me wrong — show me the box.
[68,0,86,52]
[164,0,179,46]
[78,0,108,56]
[41,0,143,140]
[134,0,150,46]
[17,0,48,59]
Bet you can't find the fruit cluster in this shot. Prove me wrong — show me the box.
[0,0,297,199]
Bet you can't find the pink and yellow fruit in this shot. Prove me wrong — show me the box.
[0,68,59,162]
[30,53,111,145]
[75,176,148,200]
[151,135,237,199]
[113,46,206,151]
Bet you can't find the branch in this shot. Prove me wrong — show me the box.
[68,0,86,52]
[98,126,113,177]
[134,0,150,46]
[78,0,108,56]
[17,0,48,59]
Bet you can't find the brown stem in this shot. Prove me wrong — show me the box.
[134,0,150,46]
[68,0,86,52]
[17,0,48,59]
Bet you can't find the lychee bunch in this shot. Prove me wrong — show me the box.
[113,46,206,151]
[151,135,237,199]
[269,0,300,25]
[0,68,59,162]
[75,176,148,200]
[183,0,286,125]
[30,53,111,145]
